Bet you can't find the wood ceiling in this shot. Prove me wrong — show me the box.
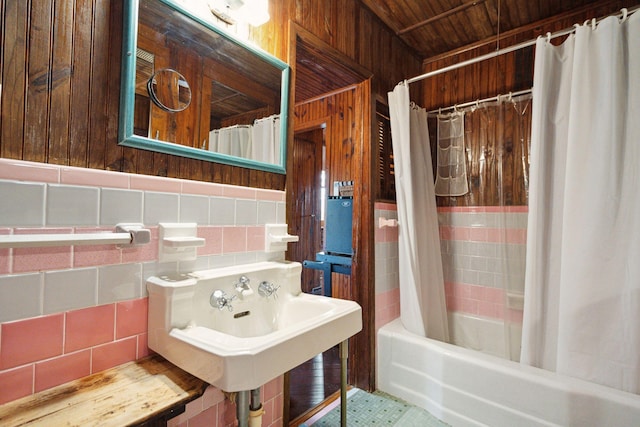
[360,0,622,59]
[293,0,638,102]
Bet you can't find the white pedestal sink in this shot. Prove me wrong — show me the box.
[147,261,362,392]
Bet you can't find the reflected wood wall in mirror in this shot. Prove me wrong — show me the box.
[120,0,290,173]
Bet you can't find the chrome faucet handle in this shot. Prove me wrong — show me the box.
[210,289,236,311]
[234,275,251,293]
[258,281,280,299]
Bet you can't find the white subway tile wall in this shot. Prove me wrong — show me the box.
[0,164,286,324]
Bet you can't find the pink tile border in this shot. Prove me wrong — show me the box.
[0,159,60,183]
[437,205,528,213]
[222,185,256,199]
[60,166,130,189]
[181,180,225,197]
[129,174,182,193]
[375,202,397,211]
[444,282,523,323]
[0,159,285,202]
[256,189,285,202]
[439,225,527,244]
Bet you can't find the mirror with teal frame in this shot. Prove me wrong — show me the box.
[119,0,290,174]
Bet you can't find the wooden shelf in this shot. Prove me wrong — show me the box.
[0,355,208,426]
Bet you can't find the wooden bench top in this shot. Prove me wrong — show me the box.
[0,355,208,426]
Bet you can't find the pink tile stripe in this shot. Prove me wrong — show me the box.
[444,282,523,322]
[439,225,527,244]
[0,158,283,201]
[437,205,528,213]
[375,202,397,211]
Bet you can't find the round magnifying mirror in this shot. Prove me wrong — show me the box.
[147,68,192,112]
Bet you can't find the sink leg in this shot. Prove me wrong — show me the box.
[237,390,250,427]
[340,339,348,427]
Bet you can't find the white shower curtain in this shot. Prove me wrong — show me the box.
[521,11,640,393]
[388,83,449,341]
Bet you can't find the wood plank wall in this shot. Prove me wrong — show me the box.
[1,0,419,190]
[420,0,638,207]
[292,82,376,389]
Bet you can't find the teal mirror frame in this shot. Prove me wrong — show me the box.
[119,0,290,174]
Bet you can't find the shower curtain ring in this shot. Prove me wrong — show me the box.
[620,8,628,22]
[591,18,596,30]
[545,32,551,43]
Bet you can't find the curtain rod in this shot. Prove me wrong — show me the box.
[406,6,639,85]
[426,88,532,116]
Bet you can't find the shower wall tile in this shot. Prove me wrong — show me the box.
[439,207,527,321]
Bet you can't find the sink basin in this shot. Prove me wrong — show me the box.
[147,261,362,391]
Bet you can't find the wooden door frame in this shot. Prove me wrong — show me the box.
[287,21,376,393]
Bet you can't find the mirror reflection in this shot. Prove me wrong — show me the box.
[147,68,192,112]
[120,0,289,172]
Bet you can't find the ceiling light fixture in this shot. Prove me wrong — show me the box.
[207,0,270,26]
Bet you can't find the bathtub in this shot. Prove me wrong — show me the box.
[377,318,640,426]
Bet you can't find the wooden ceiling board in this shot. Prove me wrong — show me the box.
[358,0,637,59]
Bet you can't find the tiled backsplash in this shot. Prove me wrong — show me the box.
[0,159,285,425]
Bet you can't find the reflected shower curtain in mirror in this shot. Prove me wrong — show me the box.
[388,83,449,341]
[521,11,640,393]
